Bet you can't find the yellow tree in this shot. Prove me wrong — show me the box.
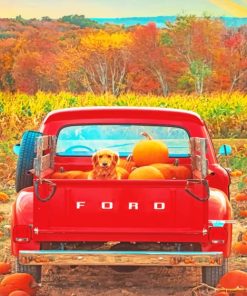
[80,30,132,96]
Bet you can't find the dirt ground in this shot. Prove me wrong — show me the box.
[0,177,246,296]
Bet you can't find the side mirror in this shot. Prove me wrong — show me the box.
[13,144,21,155]
[218,144,232,156]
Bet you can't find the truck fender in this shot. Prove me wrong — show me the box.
[11,187,40,256]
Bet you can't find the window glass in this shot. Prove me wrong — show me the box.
[57,124,190,157]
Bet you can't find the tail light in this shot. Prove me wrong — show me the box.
[13,225,32,243]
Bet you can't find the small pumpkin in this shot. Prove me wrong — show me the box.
[128,166,164,180]
[214,292,229,296]
[217,270,247,295]
[233,241,247,255]
[235,192,247,202]
[0,262,11,275]
[132,132,169,167]
[0,192,9,203]
[239,210,247,217]
[230,170,243,177]
[0,273,38,296]
[50,170,88,179]
[118,156,136,172]
[9,291,30,296]
[116,167,129,179]
[242,232,247,242]
[171,159,192,180]
[150,163,174,179]
[63,170,89,179]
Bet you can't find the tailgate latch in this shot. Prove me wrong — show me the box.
[185,179,209,202]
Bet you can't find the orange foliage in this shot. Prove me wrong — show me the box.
[0,17,246,95]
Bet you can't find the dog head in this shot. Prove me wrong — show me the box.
[92,149,119,169]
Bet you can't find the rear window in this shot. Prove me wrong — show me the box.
[56,124,190,157]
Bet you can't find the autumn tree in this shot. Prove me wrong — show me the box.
[13,28,61,94]
[80,29,132,96]
[224,27,247,92]
[129,23,182,96]
[0,38,16,91]
[164,16,226,94]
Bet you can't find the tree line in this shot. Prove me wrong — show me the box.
[0,15,246,95]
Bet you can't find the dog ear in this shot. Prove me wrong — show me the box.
[113,153,119,165]
[92,153,98,167]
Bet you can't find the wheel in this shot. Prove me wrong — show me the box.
[202,258,228,287]
[15,258,42,283]
[15,130,42,192]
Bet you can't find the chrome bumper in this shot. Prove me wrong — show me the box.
[19,250,223,267]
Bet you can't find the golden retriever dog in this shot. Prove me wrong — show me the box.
[88,149,121,180]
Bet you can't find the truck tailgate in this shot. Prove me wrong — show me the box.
[33,179,209,242]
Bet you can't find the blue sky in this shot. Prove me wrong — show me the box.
[0,0,246,18]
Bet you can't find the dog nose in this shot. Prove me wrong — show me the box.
[102,162,108,167]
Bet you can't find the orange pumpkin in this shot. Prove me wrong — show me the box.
[230,170,243,177]
[128,166,164,180]
[9,291,30,296]
[132,132,169,167]
[0,192,9,203]
[150,163,174,179]
[50,171,67,179]
[217,270,247,296]
[235,192,247,201]
[63,170,88,179]
[118,157,136,172]
[0,273,38,296]
[50,170,89,179]
[214,292,229,296]
[0,286,13,296]
[170,160,192,180]
[239,210,247,217]
[242,232,247,242]
[116,167,129,179]
[0,262,11,274]
[233,241,247,255]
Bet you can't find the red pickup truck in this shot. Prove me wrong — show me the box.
[11,107,233,286]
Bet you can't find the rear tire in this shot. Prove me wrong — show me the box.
[15,130,42,192]
[202,258,228,287]
[15,258,42,283]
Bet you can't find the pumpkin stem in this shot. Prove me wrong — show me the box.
[174,158,179,166]
[126,154,133,162]
[140,131,153,140]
